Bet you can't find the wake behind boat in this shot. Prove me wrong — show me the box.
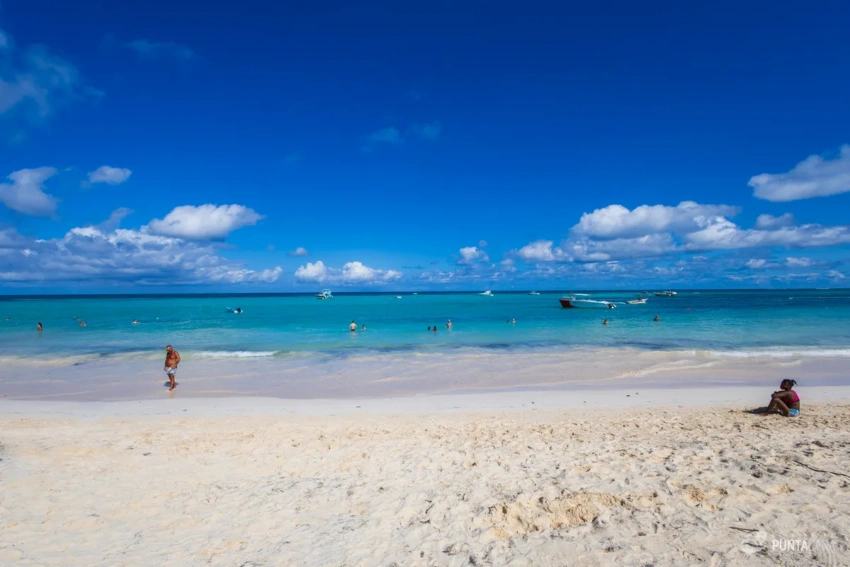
[559,295,616,309]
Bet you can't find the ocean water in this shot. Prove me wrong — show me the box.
[2,290,850,400]
[2,289,850,360]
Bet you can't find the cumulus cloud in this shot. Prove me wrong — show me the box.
[755,213,795,229]
[145,204,263,240]
[0,167,58,216]
[573,201,739,239]
[0,225,281,285]
[750,145,850,202]
[289,246,309,257]
[683,217,850,251]
[126,39,196,61]
[294,260,402,285]
[0,28,96,122]
[100,207,133,230]
[785,257,813,268]
[457,246,489,265]
[516,240,568,263]
[86,166,132,186]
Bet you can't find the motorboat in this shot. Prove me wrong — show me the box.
[559,295,616,309]
[654,290,677,297]
[395,296,403,299]
[316,289,333,300]
[479,290,494,297]
[626,298,648,305]
[528,291,540,295]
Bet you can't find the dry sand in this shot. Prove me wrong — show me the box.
[2,388,850,566]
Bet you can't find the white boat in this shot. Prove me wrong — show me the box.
[559,295,616,309]
[528,291,540,295]
[395,296,403,299]
[316,289,333,300]
[626,298,647,305]
[479,290,494,297]
[654,290,677,297]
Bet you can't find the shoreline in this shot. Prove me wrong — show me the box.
[2,348,849,401]
[3,384,850,418]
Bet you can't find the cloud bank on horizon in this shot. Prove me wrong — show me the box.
[1,3,849,290]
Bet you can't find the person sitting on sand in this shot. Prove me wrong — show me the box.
[763,379,801,417]
[349,321,357,332]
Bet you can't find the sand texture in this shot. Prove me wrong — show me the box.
[2,402,849,566]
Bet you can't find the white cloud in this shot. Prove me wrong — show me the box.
[295,260,402,285]
[0,29,94,122]
[573,201,739,239]
[500,258,516,272]
[785,257,813,268]
[458,246,489,265]
[827,270,846,280]
[126,39,195,61]
[684,217,850,251]
[0,225,281,285]
[100,207,133,230]
[87,166,132,186]
[145,204,263,240]
[746,259,773,269]
[294,261,328,283]
[755,213,795,229]
[565,233,677,262]
[750,145,850,202]
[516,240,568,262]
[0,167,58,216]
[289,246,309,256]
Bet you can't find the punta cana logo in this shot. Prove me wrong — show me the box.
[740,531,844,563]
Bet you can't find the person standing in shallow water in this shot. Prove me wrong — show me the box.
[349,321,357,332]
[37,322,43,332]
[163,345,181,392]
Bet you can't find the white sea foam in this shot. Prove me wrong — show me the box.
[704,348,850,359]
[196,351,279,358]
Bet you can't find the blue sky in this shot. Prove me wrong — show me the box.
[1,0,849,292]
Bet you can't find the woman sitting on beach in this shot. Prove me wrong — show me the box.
[763,379,800,417]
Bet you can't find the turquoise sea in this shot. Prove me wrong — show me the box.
[2,289,850,359]
[2,289,850,400]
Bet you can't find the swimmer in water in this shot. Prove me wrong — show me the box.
[349,320,357,332]
[37,322,43,331]
[653,316,660,322]
[361,324,366,331]
[446,319,453,329]
[80,321,87,327]
[132,319,139,325]
[428,326,431,331]
[603,319,609,325]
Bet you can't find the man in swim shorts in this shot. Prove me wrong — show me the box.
[164,345,181,392]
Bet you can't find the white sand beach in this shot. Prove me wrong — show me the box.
[2,386,849,566]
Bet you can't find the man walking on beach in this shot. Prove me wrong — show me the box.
[164,345,181,392]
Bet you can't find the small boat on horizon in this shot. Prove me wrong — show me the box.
[316,289,333,300]
[479,290,494,297]
[654,290,677,297]
[559,295,616,309]
[528,291,540,295]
